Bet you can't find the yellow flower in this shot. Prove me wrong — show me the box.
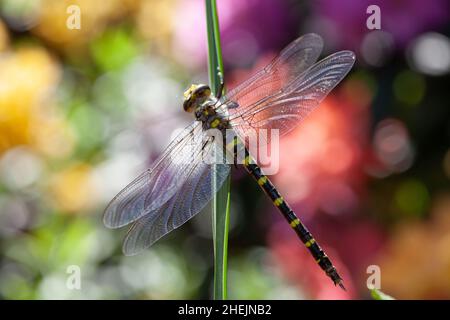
[49,163,97,213]
[0,46,74,158]
[135,0,176,52]
[32,0,138,52]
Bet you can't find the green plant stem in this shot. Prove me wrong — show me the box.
[205,0,231,300]
[371,289,395,300]
[205,0,224,94]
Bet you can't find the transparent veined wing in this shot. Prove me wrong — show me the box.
[122,143,231,255]
[104,121,214,228]
[223,33,324,115]
[227,50,356,146]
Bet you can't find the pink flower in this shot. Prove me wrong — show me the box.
[172,0,297,70]
[314,0,450,50]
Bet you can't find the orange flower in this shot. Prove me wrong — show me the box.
[378,194,450,299]
[0,19,9,52]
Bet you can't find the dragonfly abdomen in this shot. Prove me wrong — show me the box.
[239,145,345,289]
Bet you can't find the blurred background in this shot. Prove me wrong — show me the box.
[0,0,449,300]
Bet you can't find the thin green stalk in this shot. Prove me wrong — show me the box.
[205,0,231,300]
[371,289,395,300]
[205,0,224,93]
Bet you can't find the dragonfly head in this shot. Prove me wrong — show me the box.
[183,84,211,113]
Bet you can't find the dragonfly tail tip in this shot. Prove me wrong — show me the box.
[337,281,346,291]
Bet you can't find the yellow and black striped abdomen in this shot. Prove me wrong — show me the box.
[238,142,345,289]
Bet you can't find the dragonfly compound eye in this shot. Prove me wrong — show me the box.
[194,85,211,98]
[183,84,195,112]
[183,98,194,112]
[183,84,211,112]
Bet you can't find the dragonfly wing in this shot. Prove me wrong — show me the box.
[223,33,323,111]
[228,50,356,145]
[104,121,209,229]
[122,144,230,255]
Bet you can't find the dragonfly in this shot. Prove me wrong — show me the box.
[104,33,355,289]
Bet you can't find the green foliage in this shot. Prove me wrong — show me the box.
[91,28,138,71]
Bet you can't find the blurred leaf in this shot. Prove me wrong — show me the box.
[68,103,105,156]
[393,70,426,106]
[228,249,303,299]
[91,72,128,117]
[0,273,36,300]
[371,289,395,300]
[395,179,429,217]
[91,28,138,71]
[5,216,94,273]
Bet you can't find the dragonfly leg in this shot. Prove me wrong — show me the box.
[226,101,239,109]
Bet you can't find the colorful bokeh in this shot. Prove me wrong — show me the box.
[0,0,449,300]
